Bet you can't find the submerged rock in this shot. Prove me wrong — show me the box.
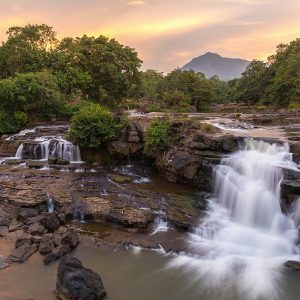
[56,256,106,300]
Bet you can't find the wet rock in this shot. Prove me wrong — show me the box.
[0,226,8,237]
[281,180,300,211]
[285,260,300,271]
[61,229,79,249]
[48,157,69,165]
[58,213,66,224]
[39,234,55,255]
[27,222,45,236]
[9,244,38,263]
[56,256,106,300]
[0,255,9,269]
[18,208,39,221]
[43,245,72,265]
[110,175,131,184]
[15,238,32,248]
[44,213,61,231]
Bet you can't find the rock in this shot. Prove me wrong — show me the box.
[25,215,44,225]
[27,222,45,236]
[48,157,69,165]
[43,245,72,265]
[8,220,24,232]
[56,256,106,300]
[44,213,60,231]
[58,213,66,224]
[110,175,131,184]
[285,260,300,271]
[281,180,300,211]
[0,255,9,269]
[18,208,39,221]
[15,238,32,248]
[0,226,8,237]
[9,244,38,263]
[53,232,63,247]
[0,209,11,226]
[61,229,79,249]
[39,234,55,255]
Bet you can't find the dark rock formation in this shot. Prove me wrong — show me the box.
[56,256,106,300]
[39,234,55,255]
[9,244,38,263]
[18,208,39,221]
[44,213,61,231]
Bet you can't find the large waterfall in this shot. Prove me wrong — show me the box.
[169,138,300,300]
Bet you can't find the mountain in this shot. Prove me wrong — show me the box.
[181,52,250,81]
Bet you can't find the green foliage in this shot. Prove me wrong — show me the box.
[69,103,126,149]
[0,111,28,133]
[144,120,171,155]
[200,123,215,133]
[0,71,69,121]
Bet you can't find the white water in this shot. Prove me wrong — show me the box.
[14,138,82,162]
[151,217,169,235]
[46,194,55,213]
[169,138,300,300]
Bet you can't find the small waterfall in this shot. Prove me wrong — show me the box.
[46,193,55,213]
[151,216,169,235]
[15,144,24,158]
[49,139,82,162]
[169,138,300,300]
[72,199,86,223]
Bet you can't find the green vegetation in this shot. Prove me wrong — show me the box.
[69,103,126,149]
[0,22,298,139]
[231,39,300,108]
[144,120,171,155]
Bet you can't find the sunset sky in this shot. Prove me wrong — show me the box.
[0,0,300,72]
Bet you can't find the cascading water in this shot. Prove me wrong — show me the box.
[46,193,55,213]
[169,138,300,300]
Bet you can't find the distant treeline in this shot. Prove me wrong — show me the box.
[0,24,298,133]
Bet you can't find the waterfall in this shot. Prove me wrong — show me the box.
[169,138,300,300]
[49,138,82,162]
[46,193,55,213]
[15,144,24,158]
[14,138,82,162]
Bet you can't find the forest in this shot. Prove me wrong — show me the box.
[0,24,299,135]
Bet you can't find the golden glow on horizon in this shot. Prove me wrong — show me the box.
[0,0,300,72]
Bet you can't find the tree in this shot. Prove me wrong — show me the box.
[0,24,57,78]
[56,35,142,104]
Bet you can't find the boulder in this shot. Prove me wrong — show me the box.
[39,234,55,255]
[0,226,8,237]
[18,208,39,221]
[8,220,24,232]
[43,244,72,265]
[25,215,45,226]
[9,244,38,263]
[48,157,69,165]
[61,229,79,249]
[285,260,300,271]
[0,209,11,226]
[15,238,32,248]
[27,222,45,236]
[56,256,106,300]
[44,214,61,231]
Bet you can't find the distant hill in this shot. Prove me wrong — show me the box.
[181,52,250,81]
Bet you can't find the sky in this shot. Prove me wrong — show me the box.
[0,0,300,72]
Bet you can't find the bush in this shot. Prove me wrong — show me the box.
[144,120,171,155]
[200,123,215,133]
[69,103,126,149]
[0,111,28,133]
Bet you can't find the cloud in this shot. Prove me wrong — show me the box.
[127,0,145,6]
